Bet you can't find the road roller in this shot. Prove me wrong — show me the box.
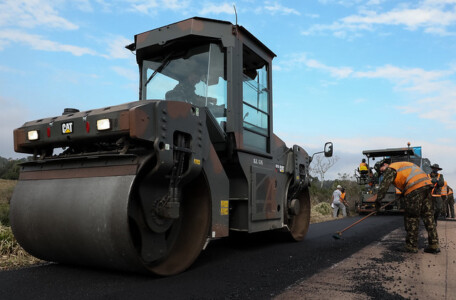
[11,17,333,276]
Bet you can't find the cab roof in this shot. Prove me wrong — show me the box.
[132,17,276,59]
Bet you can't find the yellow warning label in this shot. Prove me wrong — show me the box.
[221,200,229,215]
[193,158,201,165]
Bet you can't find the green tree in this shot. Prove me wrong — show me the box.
[0,157,27,180]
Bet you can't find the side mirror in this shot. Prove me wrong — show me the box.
[324,142,333,157]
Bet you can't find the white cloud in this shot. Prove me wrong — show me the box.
[263,2,301,15]
[0,0,78,30]
[278,53,456,128]
[72,0,94,13]
[353,65,456,127]
[276,53,353,78]
[304,1,456,38]
[253,2,301,15]
[128,0,191,15]
[0,29,97,56]
[102,36,133,59]
[354,65,451,87]
[199,3,235,15]
[355,65,456,127]
[342,8,456,31]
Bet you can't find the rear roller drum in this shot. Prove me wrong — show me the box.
[285,182,311,241]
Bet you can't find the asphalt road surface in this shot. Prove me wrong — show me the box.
[0,215,403,299]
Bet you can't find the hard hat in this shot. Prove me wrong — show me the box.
[337,185,342,189]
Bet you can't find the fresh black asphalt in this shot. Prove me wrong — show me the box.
[0,215,403,299]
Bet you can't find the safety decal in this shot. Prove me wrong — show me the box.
[220,200,229,215]
[275,164,285,173]
[193,158,201,165]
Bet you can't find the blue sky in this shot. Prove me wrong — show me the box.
[1,0,456,184]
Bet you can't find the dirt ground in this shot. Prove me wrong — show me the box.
[275,219,456,300]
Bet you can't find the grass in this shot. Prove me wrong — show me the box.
[0,179,16,204]
[311,202,335,223]
[0,179,16,226]
[0,224,42,270]
[0,180,42,270]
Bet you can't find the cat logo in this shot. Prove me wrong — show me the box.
[61,122,73,134]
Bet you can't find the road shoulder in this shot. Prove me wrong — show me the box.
[275,219,456,299]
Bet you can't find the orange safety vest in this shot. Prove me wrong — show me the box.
[441,181,448,196]
[340,192,346,202]
[428,173,442,197]
[359,162,368,171]
[389,162,432,196]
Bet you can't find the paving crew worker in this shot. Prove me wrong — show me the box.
[332,185,346,218]
[447,186,455,219]
[340,188,349,216]
[373,159,439,254]
[428,164,444,223]
[359,159,368,176]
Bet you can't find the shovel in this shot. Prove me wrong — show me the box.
[332,198,397,239]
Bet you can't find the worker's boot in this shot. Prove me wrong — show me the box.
[424,245,441,254]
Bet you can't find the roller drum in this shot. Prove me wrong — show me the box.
[10,175,146,272]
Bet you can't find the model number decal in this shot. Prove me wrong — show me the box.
[61,122,73,134]
[253,158,263,165]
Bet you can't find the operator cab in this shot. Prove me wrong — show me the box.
[132,17,275,155]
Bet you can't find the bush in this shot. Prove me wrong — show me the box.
[309,183,332,205]
[313,202,332,216]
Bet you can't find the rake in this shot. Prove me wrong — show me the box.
[332,199,397,239]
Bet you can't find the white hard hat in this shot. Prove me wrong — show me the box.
[337,185,342,189]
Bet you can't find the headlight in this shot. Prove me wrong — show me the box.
[97,119,111,131]
[27,130,39,141]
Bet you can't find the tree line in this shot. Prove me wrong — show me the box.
[0,156,29,180]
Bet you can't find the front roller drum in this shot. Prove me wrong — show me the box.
[10,172,211,275]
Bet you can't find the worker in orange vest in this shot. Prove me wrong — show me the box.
[428,164,444,223]
[373,159,439,254]
[340,188,349,216]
